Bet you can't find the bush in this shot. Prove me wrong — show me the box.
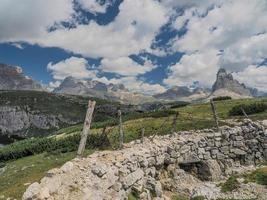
[212,96,232,101]
[170,102,190,109]
[221,176,240,192]
[0,133,110,162]
[244,167,267,186]
[171,194,189,200]
[229,103,267,116]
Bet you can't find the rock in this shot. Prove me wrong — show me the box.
[41,176,62,194]
[22,182,41,200]
[262,120,267,128]
[122,169,144,189]
[203,160,222,181]
[91,163,108,177]
[232,149,247,156]
[39,187,50,199]
[146,177,162,197]
[61,161,74,173]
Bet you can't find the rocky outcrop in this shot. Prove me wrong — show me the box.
[211,68,252,99]
[23,120,267,200]
[0,105,78,139]
[54,76,155,105]
[0,63,43,91]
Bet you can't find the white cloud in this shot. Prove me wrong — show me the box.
[100,57,155,76]
[47,81,62,91]
[1,0,169,59]
[0,0,74,43]
[47,57,97,80]
[78,0,113,14]
[164,50,220,87]
[233,65,267,92]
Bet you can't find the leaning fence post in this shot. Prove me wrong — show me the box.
[141,128,145,143]
[171,112,179,133]
[241,107,249,119]
[77,100,96,157]
[210,99,219,130]
[118,110,124,149]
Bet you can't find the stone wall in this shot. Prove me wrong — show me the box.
[23,120,267,200]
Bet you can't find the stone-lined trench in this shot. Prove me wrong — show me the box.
[23,120,267,200]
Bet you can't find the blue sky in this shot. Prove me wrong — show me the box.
[0,0,267,94]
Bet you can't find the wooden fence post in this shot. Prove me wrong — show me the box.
[241,107,249,119]
[77,100,96,157]
[210,99,219,130]
[118,110,124,149]
[171,112,179,133]
[141,128,145,143]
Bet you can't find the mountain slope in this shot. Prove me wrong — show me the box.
[0,63,43,91]
[0,90,126,141]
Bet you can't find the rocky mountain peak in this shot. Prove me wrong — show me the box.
[0,63,43,91]
[211,68,252,97]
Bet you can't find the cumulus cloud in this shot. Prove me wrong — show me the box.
[100,57,155,76]
[233,65,267,92]
[47,57,97,80]
[1,0,169,59]
[0,0,74,43]
[164,50,220,87]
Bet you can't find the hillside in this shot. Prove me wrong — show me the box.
[0,90,123,142]
[0,97,267,199]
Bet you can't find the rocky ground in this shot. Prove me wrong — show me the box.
[23,120,267,200]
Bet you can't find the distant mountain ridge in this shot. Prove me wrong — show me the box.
[53,76,155,104]
[0,63,44,91]
[153,86,210,101]
[1,64,266,103]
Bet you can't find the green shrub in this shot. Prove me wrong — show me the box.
[229,103,267,116]
[128,193,138,200]
[0,133,110,162]
[170,101,190,109]
[244,167,267,186]
[221,176,240,192]
[191,196,205,200]
[171,194,189,200]
[212,96,232,101]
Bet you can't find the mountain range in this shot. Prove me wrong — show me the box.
[0,63,266,104]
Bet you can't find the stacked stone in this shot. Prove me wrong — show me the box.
[23,120,267,200]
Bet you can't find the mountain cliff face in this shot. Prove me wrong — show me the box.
[54,76,155,105]
[0,63,43,91]
[153,86,209,101]
[211,68,252,99]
